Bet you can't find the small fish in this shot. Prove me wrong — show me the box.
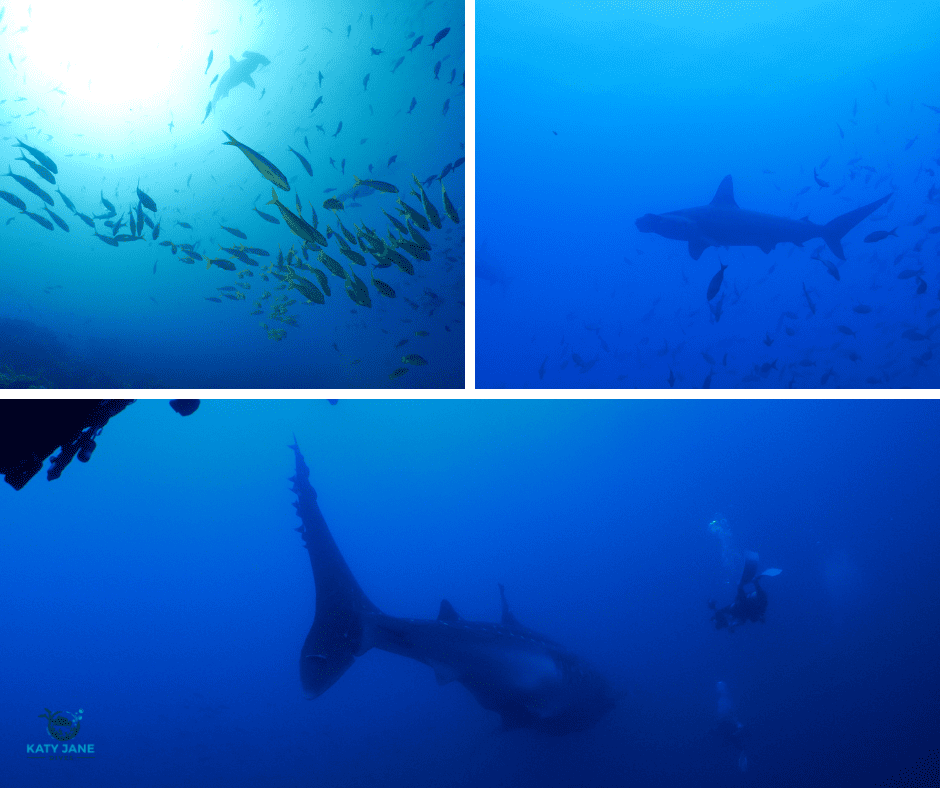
[221,225,248,239]
[442,98,450,116]
[433,61,441,79]
[667,369,676,388]
[802,281,816,315]
[408,36,424,51]
[94,232,119,247]
[912,214,926,226]
[441,183,460,224]
[820,257,840,280]
[209,74,218,87]
[927,226,940,234]
[21,210,54,231]
[402,354,427,365]
[389,368,409,379]
[429,27,450,49]
[15,153,55,184]
[323,197,343,211]
[205,50,213,74]
[311,95,323,111]
[915,277,927,295]
[407,97,417,114]
[706,262,727,301]
[152,221,161,240]
[898,268,925,280]
[852,304,872,314]
[333,121,343,137]
[254,207,280,224]
[391,56,405,73]
[0,189,26,211]
[813,167,829,188]
[55,189,75,213]
[904,135,919,151]
[836,122,844,139]
[820,367,835,385]
[13,138,57,173]
[205,297,222,303]
[136,181,157,212]
[318,71,324,88]
[3,167,53,205]
[864,228,897,243]
[222,130,290,190]
[353,175,398,193]
[836,325,856,337]
[363,73,370,91]
[901,328,927,341]
[202,102,212,124]
[449,68,456,84]
[176,220,193,228]
[43,205,69,232]
[289,147,312,175]
[387,154,397,168]
[796,185,811,196]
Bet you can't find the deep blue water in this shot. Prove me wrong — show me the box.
[3,399,938,787]
[0,1,463,388]
[477,1,940,389]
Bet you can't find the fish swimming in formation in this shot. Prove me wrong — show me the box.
[407,97,417,114]
[3,167,54,205]
[333,121,343,138]
[205,50,213,74]
[13,138,57,174]
[223,130,289,190]
[136,181,157,212]
[636,175,892,261]
[254,206,280,224]
[0,189,26,211]
[221,224,247,239]
[15,153,55,184]
[21,210,54,231]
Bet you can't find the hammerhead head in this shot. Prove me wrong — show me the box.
[636,175,891,261]
[290,441,616,734]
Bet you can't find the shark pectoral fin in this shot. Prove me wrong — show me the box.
[429,661,459,686]
[246,76,256,88]
[688,238,709,260]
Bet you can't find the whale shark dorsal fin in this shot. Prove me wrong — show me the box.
[711,175,738,208]
[498,583,522,627]
[438,599,461,622]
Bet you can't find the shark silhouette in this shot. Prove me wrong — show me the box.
[636,175,891,261]
[207,51,270,117]
[290,441,616,734]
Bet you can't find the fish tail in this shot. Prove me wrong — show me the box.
[267,187,278,206]
[291,441,380,699]
[221,130,236,145]
[822,192,892,261]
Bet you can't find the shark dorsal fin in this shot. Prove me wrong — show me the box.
[438,599,461,622]
[710,175,738,208]
[229,56,237,66]
[498,583,522,627]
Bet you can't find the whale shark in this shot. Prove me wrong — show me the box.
[289,440,616,734]
[636,175,892,261]
[206,51,270,119]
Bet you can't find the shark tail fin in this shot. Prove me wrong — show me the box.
[822,193,892,260]
[290,440,380,699]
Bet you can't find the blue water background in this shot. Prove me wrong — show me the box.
[477,0,940,388]
[2,399,938,786]
[0,1,463,388]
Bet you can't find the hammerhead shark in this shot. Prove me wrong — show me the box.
[290,441,616,734]
[203,51,270,122]
[636,175,891,261]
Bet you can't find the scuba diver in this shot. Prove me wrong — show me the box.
[709,551,781,632]
[715,680,748,773]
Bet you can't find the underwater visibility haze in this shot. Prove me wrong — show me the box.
[2,399,938,787]
[0,0,464,388]
[477,0,940,388]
